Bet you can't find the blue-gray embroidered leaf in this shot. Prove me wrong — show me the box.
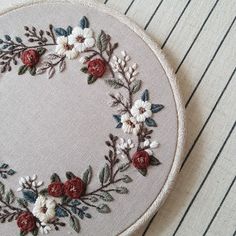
[116,123,123,128]
[99,164,110,184]
[151,104,164,113]
[145,117,157,127]
[131,80,142,94]
[122,175,133,183]
[150,156,161,166]
[69,215,80,233]
[82,165,92,185]
[97,30,110,52]
[67,26,73,35]
[141,89,149,101]
[71,200,81,206]
[118,163,130,172]
[50,173,61,182]
[105,79,124,89]
[96,204,111,214]
[17,198,28,208]
[99,191,114,202]
[5,189,15,204]
[115,187,129,194]
[54,28,68,37]
[80,16,89,29]
[56,206,69,217]
[66,171,76,180]
[22,190,37,203]
[113,115,121,123]
[0,181,5,194]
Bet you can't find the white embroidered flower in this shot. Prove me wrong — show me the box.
[117,138,135,154]
[55,36,78,59]
[131,99,152,122]
[68,27,95,52]
[121,113,140,135]
[40,223,52,235]
[33,195,56,223]
[143,139,159,155]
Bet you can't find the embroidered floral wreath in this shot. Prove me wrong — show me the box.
[0,17,164,235]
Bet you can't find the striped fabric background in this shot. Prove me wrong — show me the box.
[1,0,235,235]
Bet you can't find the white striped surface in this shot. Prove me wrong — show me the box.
[1,0,235,235]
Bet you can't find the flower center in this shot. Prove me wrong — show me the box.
[139,107,146,114]
[76,36,85,43]
[64,43,74,51]
[126,120,135,128]
[41,205,48,214]
[138,157,145,163]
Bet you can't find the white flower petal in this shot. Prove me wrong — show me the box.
[150,141,159,149]
[84,38,95,48]
[83,28,93,38]
[146,149,153,155]
[72,27,84,37]
[56,36,67,45]
[144,139,150,147]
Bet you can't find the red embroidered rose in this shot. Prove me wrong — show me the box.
[132,150,150,169]
[17,212,36,233]
[21,49,40,67]
[64,177,85,199]
[87,59,106,78]
[48,182,64,197]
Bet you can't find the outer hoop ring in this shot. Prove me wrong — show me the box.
[0,0,185,235]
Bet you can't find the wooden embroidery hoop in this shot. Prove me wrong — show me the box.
[0,0,185,235]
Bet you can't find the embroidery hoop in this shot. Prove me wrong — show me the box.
[0,0,185,235]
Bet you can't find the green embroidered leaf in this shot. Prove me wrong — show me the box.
[50,173,61,182]
[100,191,114,202]
[97,30,110,52]
[141,89,149,101]
[31,227,39,236]
[87,75,97,84]
[0,181,5,195]
[7,169,16,175]
[96,204,111,214]
[18,65,28,75]
[37,47,47,56]
[138,168,147,176]
[131,80,142,94]
[80,16,89,29]
[66,171,76,180]
[99,164,110,185]
[82,165,92,185]
[145,118,157,127]
[118,163,130,172]
[39,188,48,196]
[17,198,28,208]
[29,67,36,76]
[122,175,133,183]
[69,215,80,233]
[5,189,15,204]
[80,67,88,73]
[15,37,22,43]
[105,79,124,89]
[4,35,11,41]
[150,156,161,166]
[20,231,28,236]
[90,196,98,202]
[115,187,129,194]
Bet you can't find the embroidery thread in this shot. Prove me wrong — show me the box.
[0,16,164,235]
